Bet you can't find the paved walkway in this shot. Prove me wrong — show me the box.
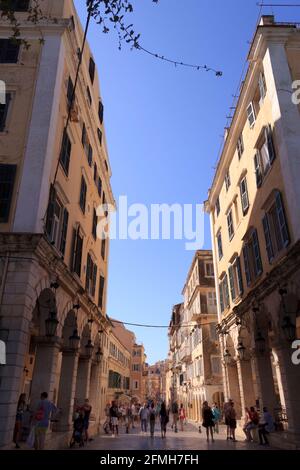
[73,422,274,451]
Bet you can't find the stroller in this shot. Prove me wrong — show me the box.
[70,413,85,448]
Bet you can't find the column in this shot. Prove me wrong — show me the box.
[237,359,256,414]
[75,358,92,404]
[29,337,61,409]
[89,362,101,430]
[226,361,242,418]
[55,351,79,432]
[275,344,300,434]
[252,351,277,414]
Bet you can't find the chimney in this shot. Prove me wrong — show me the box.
[260,15,275,26]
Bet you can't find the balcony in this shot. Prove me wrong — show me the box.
[179,344,191,363]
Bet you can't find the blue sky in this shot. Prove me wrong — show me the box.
[74,0,299,364]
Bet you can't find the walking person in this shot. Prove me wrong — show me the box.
[82,398,92,442]
[202,401,215,443]
[171,401,179,433]
[34,392,57,450]
[212,403,221,434]
[139,403,149,434]
[131,403,136,428]
[223,399,233,440]
[13,393,27,448]
[160,401,169,439]
[179,404,186,432]
[109,401,119,437]
[149,402,156,438]
[258,407,274,446]
[228,401,237,442]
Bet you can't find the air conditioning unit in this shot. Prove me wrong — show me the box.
[70,103,79,122]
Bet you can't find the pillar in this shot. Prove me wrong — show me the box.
[75,358,92,404]
[55,351,79,431]
[89,362,101,429]
[237,359,256,414]
[252,351,277,414]
[226,361,242,418]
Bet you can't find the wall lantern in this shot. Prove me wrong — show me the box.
[50,280,60,291]
[96,347,103,364]
[69,329,80,351]
[237,341,246,361]
[85,339,94,358]
[281,316,296,342]
[223,349,232,365]
[45,311,59,338]
[255,331,266,355]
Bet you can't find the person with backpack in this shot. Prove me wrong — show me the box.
[179,404,186,431]
[34,392,57,450]
[149,402,156,438]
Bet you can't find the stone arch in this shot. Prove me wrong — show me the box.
[61,310,78,349]
[31,288,57,337]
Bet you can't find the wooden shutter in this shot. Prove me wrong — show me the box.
[252,229,263,277]
[86,253,91,291]
[267,125,276,164]
[254,152,262,188]
[98,101,104,124]
[223,274,230,308]
[219,283,224,313]
[243,246,251,286]
[0,163,16,223]
[92,264,97,297]
[228,266,236,302]
[235,257,244,296]
[0,93,11,131]
[98,276,105,310]
[262,214,274,263]
[59,208,69,256]
[275,191,290,248]
[45,184,56,237]
[89,57,95,84]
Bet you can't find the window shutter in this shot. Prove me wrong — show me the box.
[259,72,266,100]
[243,246,251,286]
[89,57,95,84]
[262,214,274,263]
[223,274,230,308]
[236,257,244,296]
[0,163,16,223]
[0,93,11,131]
[87,144,93,166]
[97,176,102,197]
[267,125,276,164]
[92,208,97,239]
[59,131,71,175]
[92,264,97,297]
[97,128,102,146]
[200,293,207,313]
[81,123,86,147]
[70,228,77,271]
[240,178,249,214]
[45,184,56,237]
[254,152,262,188]
[252,229,263,276]
[98,101,104,124]
[275,191,290,248]
[101,238,106,260]
[86,254,91,290]
[59,208,69,255]
[98,276,105,310]
[228,266,236,302]
[76,234,83,277]
[217,233,223,260]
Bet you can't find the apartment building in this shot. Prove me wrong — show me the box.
[107,329,131,405]
[131,343,147,402]
[205,16,300,443]
[0,0,114,447]
[168,251,224,423]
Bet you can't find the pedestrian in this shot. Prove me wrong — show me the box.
[212,403,221,434]
[179,404,186,431]
[243,406,259,441]
[171,401,179,432]
[223,399,233,440]
[34,392,57,450]
[82,398,92,442]
[131,403,136,428]
[228,401,237,442]
[202,401,215,443]
[160,401,169,439]
[13,393,26,449]
[139,402,149,434]
[109,400,119,437]
[258,407,274,446]
[149,402,156,438]
[124,405,131,434]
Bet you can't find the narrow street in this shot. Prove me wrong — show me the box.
[74,422,274,451]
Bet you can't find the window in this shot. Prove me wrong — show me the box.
[59,130,72,175]
[86,253,97,297]
[254,126,276,188]
[89,57,95,84]
[219,274,230,312]
[207,291,217,307]
[109,371,121,389]
[92,208,97,240]
[0,0,29,10]
[237,134,244,159]
[87,86,92,106]
[0,93,11,131]
[205,262,214,277]
[225,170,231,191]
[93,163,97,183]
[215,197,220,216]
[97,127,102,146]
[258,72,267,103]
[0,39,20,63]
[0,163,16,223]
[79,176,87,213]
[217,231,223,260]
[45,186,69,255]
[240,177,249,215]
[132,364,140,372]
[97,176,102,198]
[101,237,106,260]
[98,275,105,310]
[227,209,234,240]
[210,324,218,341]
[228,257,243,302]
[98,101,104,124]
[71,227,83,277]
[81,123,93,166]
[67,76,74,107]
[247,102,256,128]
[243,229,263,286]
[262,191,290,263]
[134,380,139,390]
[211,356,222,375]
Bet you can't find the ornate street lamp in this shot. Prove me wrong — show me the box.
[45,311,59,337]
[223,349,232,365]
[96,347,103,364]
[281,316,296,342]
[69,329,80,351]
[237,341,246,361]
[50,279,60,291]
[85,339,94,358]
[255,331,266,355]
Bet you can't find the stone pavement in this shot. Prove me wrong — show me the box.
[73,421,275,451]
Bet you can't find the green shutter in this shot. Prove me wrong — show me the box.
[243,246,251,286]
[235,257,244,296]
[275,191,290,248]
[262,214,274,263]
[252,229,263,277]
[228,266,236,302]
[59,208,69,256]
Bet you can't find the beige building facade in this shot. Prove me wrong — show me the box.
[168,251,224,424]
[0,0,114,448]
[131,343,147,403]
[205,16,300,446]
